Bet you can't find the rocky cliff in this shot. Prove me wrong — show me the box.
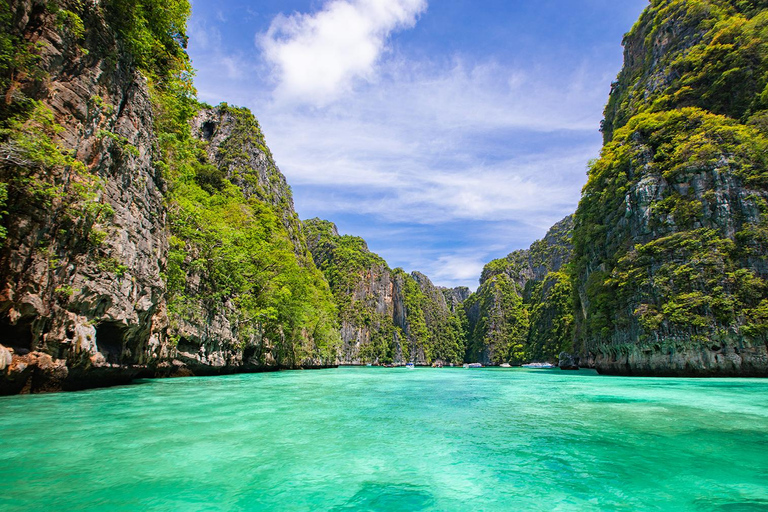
[0,0,171,392]
[573,0,768,376]
[465,216,575,365]
[0,0,338,393]
[163,103,339,375]
[303,218,466,365]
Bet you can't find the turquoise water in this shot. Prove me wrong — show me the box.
[1,368,768,511]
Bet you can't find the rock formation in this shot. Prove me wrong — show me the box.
[303,218,467,365]
[2,0,767,392]
[465,216,575,365]
[0,0,338,393]
[573,0,768,376]
[0,0,170,393]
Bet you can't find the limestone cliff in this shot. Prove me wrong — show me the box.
[465,216,574,365]
[0,0,170,392]
[573,0,768,376]
[190,105,307,255]
[0,0,338,393]
[164,104,339,374]
[303,218,466,365]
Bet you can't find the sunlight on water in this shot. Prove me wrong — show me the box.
[1,368,767,511]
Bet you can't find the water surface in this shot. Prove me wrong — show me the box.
[1,367,767,511]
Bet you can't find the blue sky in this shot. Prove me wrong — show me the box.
[187,0,649,289]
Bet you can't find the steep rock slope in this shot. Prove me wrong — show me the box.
[164,104,339,374]
[0,0,171,392]
[0,0,339,393]
[303,218,466,365]
[573,0,768,376]
[465,216,575,365]
[190,106,306,255]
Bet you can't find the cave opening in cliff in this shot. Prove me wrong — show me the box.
[201,121,216,141]
[95,321,126,364]
[0,317,34,354]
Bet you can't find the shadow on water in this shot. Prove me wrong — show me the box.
[332,482,434,511]
[696,499,768,511]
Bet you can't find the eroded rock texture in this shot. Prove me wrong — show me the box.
[0,2,338,393]
[0,0,169,393]
[303,218,467,366]
[573,0,768,376]
[465,216,574,366]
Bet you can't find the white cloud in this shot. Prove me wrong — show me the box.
[257,60,606,227]
[186,0,625,287]
[431,254,488,286]
[259,0,427,104]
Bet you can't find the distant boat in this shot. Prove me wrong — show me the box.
[500,363,511,368]
[465,363,483,368]
[406,363,415,369]
[522,362,555,369]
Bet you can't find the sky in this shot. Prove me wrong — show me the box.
[186,0,650,290]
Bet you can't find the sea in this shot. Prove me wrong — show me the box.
[1,367,767,511]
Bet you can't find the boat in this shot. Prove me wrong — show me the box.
[500,363,511,368]
[522,362,555,369]
[406,362,415,369]
[465,363,483,368]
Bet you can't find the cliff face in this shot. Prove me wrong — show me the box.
[190,106,307,255]
[573,0,768,376]
[0,0,339,393]
[303,218,466,365]
[164,105,339,374]
[0,0,169,392]
[465,216,574,365]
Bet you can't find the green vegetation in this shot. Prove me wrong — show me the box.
[103,0,192,83]
[139,7,339,365]
[1,0,340,366]
[0,99,111,253]
[0,1,125,260]
[402,272,467,364]
[0,0,45,127]
[574,0,768,360]
[575,106,768,351]
[465,274,529,365]
[604,0,768,141]
[526,271,574,361]
[464,217,575,364]
[304,219,467,365]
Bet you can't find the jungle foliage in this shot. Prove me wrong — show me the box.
[574,0,768,356]
[303,218,467,365]
[112,0,340,364]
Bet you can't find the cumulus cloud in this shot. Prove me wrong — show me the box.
[259,0,427,104]
[186,0,628,287]
[258,60,607,227]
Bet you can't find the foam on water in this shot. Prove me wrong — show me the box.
[1,368,767,511]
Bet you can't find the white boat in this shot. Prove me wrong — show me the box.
[466,363,483,368]
[522,362,555,369]
[500,363,511,368]
[406,363,415,369]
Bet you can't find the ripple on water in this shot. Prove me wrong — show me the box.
[332,482,435,510]
[0,368,767,511]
